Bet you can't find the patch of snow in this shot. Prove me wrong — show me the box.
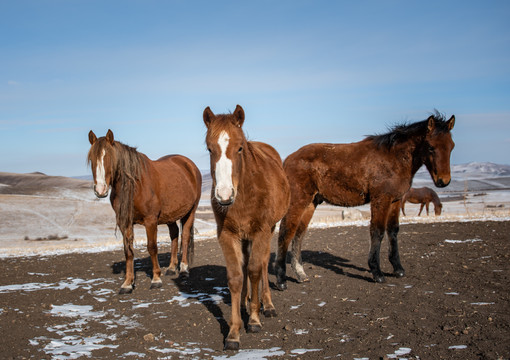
[448,345,467,350]
[444,239,482,244]
[212,347,285,359]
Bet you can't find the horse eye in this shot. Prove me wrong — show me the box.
[238,146,243,153]
[428,147,435,154]
[207,148,212,153]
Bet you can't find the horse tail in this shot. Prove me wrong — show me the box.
[187,226,195,266]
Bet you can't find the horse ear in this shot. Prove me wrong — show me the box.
[427,115,435,133]
[447,115,455,130]
[203,106,215,128]
[106,129,114,145]
[233,105,245,127]
[88,131,97,145]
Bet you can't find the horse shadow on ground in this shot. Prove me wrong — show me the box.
[268,250,375,284]
[111,254,242,343]
[171,264,231,342]
[111,252,172,279]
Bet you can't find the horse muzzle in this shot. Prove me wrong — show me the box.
[434,176,451,188]
[93,184,110,198]
[215,186,236,206]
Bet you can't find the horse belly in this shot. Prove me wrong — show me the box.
[321,188,368,207]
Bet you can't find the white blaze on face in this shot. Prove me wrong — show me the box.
[215,131,234,203]
[95,149,108,196]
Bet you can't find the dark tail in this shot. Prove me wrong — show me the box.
[186,227,195,266]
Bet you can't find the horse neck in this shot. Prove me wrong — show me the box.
[111,142,145,186]
[235,140,255,194]
[393,135,428,178]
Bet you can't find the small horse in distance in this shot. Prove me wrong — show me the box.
[203,105,290,350]
[87,130,202,294]
[275,112,455,289]
[402,187,442,216]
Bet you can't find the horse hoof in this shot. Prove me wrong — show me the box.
[276,282,287,291]
[247,324,262,333]
[179,270,190,279]
[296,276,310,283]
[150,281,162,289]
[394,269,405,278]
[166,268,177,276]
[119,286,133,294]
[373,275,386,283]
[224,340,240,351]
[263,308,277,318]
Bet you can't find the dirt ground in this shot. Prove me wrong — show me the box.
[0,221,509,359]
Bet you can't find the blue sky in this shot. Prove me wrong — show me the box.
[1,1,509,176]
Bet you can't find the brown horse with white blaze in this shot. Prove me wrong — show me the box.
[87,130,202,294]
[203,105,290,350]
[275,112,455,289]
[402,187,442,216]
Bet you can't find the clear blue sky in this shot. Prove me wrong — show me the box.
[1,1,509,176]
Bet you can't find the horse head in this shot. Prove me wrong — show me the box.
[203,105,246,207]
[423,115,455,188]
[87,129,116,198]
[435,202,443,216]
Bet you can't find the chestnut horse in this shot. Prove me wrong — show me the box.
[87,130,202,294]
[402,187,442,216]
[203,105,290,350]
[275,113,455,288]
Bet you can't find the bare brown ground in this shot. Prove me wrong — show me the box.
[0,221,509,359]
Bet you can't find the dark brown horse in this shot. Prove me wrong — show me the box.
[203,105,290,350]
[275,112,455,289]
[87,130,202,294]
[402,187,442,216]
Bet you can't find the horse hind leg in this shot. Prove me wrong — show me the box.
[275,196,315,291]
[178,210,197,277]
[387,201,405,278]
[290,202,315,284]
[368,199,392,283]
[166,222,179,276]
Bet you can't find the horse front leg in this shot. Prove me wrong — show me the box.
[387,201,405,278]
[166,222,179,276]
[145,219,162,289]
[418,203,425,216]
[256,229,277,319]
[120,225,136,294]
[218,230,244,350]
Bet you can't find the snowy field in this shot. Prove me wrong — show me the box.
[1,162,509,258]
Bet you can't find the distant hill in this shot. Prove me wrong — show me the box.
[414,162,510,180]
[413,162,510,193]
[3,162,508,199]
[0,172,91,197]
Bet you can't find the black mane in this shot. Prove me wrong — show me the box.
[367,111,450,149]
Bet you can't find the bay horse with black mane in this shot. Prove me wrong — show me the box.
[87,130,202,294]
[203,105,290,350]
[402,187,442,216]
[275,112,455,289]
